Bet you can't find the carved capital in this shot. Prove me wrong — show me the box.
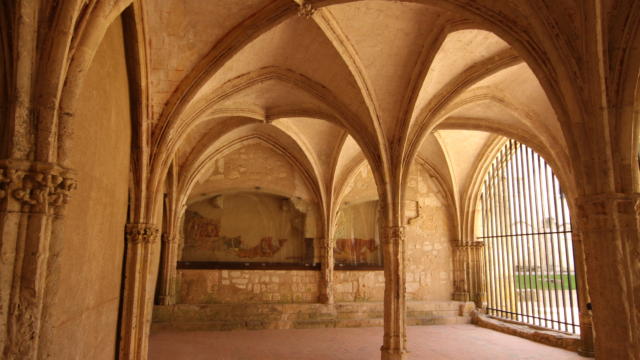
[297,1,316,18]
[125,224,159,244]
[0,159,77,214]
[0,166,20,200]
[161,233,176,244]
[319,238,335,251]
[384,225,405,244]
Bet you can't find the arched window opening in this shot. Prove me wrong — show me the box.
[479,139,579,333]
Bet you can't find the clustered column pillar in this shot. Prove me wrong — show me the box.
[576,193,639,359]
[319,238,335,304]
[156,233,179,305]
[381,225,407,360]
[119,223,159,360]
[452,240,485,307]
[0,160,76,360]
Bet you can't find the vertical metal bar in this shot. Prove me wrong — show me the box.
[497,147,512,318]
[504,143,519,320]
[544,162,567,331]
[549,171,568,331]
[527,146,549,327]
[488,169,501,317]
[517,143,537,325]
[481,190,491,311]
[554,176,576,333]
[496,145,514,319]
[483,180,493,315]
[559,190,578,333]
[484,173,498,315]
[501,140,518,320]
[490,160,505,316]
[538,156,564,330]
[515,142,530,324]
[536,153,560,330]
[494,151,507,316]
[514,144,537,324]
[506,140,523,321]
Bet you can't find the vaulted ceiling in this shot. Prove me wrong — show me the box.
[143,0,573,220]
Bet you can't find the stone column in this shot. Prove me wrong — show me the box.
[0,160,76,360]
[452,240,469,302]
[470,242,485,307]
[452,241,485,308]
[319,238,334,304]
[381,225,407,360]
[576,193,639,359]
[568,231,594,356]
[119,223,159,360]
[156,233,179,305]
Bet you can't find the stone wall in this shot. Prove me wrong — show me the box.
[334,271,385,302]
[190,141,314,203]
[333,163,454,302]
[173,161,454,306]
[39,18,131,360]
[153,301,474,331]
[178,269,319,304]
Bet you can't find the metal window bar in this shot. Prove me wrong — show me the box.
[478,139,580,334]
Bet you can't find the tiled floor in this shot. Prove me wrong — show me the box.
[149,324,590,360]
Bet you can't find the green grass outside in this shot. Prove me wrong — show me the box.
[514,274,576,290]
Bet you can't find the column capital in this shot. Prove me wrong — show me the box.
[0,159,77,215]
[125,223,160,244]
[384,225,405,243]
[317,238,333,250]
[160,233,178,244]
[297,1,316,18]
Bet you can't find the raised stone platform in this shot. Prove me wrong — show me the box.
[152,301,474,331]
[471,311,582,353]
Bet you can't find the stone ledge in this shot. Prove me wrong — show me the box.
[152,301,474,332]
[471,310,582,353]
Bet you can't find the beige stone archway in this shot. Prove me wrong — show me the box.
[2,1,640,359]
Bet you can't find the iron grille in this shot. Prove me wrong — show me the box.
[479,139,580,333]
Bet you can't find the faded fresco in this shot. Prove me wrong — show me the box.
[182,192,313,263]
[333,200,382,266]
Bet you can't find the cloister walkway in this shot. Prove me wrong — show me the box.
[149,324,589,360]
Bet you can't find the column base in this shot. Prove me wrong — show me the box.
[380,348,408,360]
[578,348,594,357]
[157,295,175,306]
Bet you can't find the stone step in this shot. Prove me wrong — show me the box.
[152,301,474,331]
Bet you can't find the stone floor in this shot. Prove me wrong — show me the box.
[149,324,591,359]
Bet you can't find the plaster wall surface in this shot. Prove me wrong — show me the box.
[38,18,131,360]
[183,193,308,262]
[190,142,313,202]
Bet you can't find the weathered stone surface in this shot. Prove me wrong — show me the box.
[152,301,473,331]
[178,270,319,304]
[3,1,639,359]
[471,311,581,353]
